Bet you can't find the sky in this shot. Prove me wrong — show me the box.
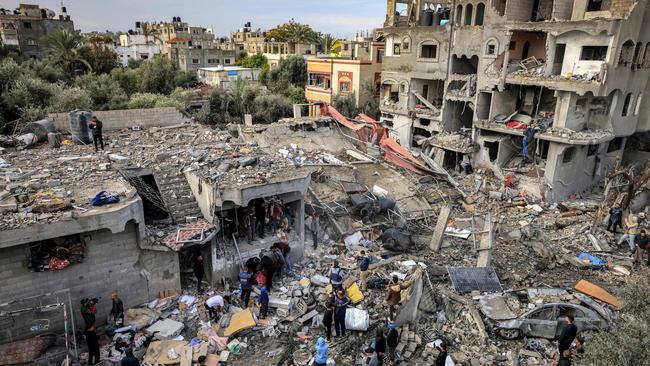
[3,0,386,38]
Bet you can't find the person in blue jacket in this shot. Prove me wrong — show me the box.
[314,336,328,366]
[257,286,269,319]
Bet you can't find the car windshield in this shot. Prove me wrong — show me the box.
[528,306,556,320]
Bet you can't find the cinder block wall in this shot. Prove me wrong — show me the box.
[0,221,180,342]
[48,107,187,133]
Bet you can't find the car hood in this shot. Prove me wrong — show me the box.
[497,319,523,329]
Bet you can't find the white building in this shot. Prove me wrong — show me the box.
[116,34,161,66]
[197,66,261,88]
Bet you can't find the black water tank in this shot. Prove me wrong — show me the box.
[443,8,451,20]
[69,109,93,145]
[420,10,433,26]
[135,21,141,29]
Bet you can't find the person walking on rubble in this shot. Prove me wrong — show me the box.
[618,213,639,251]
[323,298,334,342]
[257,286,269,319]
[314,336,329,366]
[333,290,349,339]
[606,206,623,233]
[308,212,321,249]
[558,315,578,357]
[385,274,415,321]
[329,260,346,292]
[193,255,205,293]
[111,291,124,327]
[373,327,387,366]
[85,325,100,365]
[239,266,253,307]
[634,229,649,266]
[386,323,399,365]
[120,348,140,366]
[358,250,371,291]
[89,116,104,152]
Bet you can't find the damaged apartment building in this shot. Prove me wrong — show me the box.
[379,0,650,201]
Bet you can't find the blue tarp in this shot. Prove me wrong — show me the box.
[90,191,120,206]
[577,252,606,270]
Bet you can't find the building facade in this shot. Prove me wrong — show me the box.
[230,23,318,67]
[116,34,161,66]
[306,41,384,107]
[379,0,650,201]
[197,66,261,88]
[0,4,74,59]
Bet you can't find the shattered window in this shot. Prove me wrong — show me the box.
[562,147,576,163]
[420,44,437,59]
[580,46,607,61]
[529,306,556,320]
[28,235,86,272]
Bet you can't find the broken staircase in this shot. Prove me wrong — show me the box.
[155,166,203,224]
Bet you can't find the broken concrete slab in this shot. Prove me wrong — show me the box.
[575,280,621,308]
[479,294,516,321]
[430,205,451,252]
[146,318,184,340]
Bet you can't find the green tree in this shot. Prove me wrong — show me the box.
[267,20,319,44]
[83,45,119,75]
[42,28,91,77]
[240,53,269,69]
[252,93,293,124]
[76,73,128,110]
[360,81,380,119]
[22,59,67,83]
[48,86,93,112]
[136,56,181,94]
[576,276,650,366]
[318,33,342,54]
[332,92,358,118]
[127,93,183,110]
[265,55,307,91]
[110,67,139,95]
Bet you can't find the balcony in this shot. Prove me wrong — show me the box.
[474,119,614,145]
[305,86,331,104]
[505,58,606,96]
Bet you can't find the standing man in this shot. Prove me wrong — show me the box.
[89,116,104,152]
[245,209,256,244]
[558,315,578,358]
[239,266,253,308]
[193,255,205,293]
[606,206,623,233]
[111,292,124,327]
[257,286,269,319]
[329,260,346,292]
[333,290,349,339]
[386,323,399,365]
[255,199,266,238]
[276,236,292,276]
[85,325,101,365]
[374,328,387,366]
[358,250,371,291]
[385,275,414,321]
[323,299,334,342]
[634,230,648,267]
[270,201,283,231]
[618,213,639,251]
[309,212,321,249]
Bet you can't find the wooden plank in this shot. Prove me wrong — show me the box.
[429,206,451,252]
[476,215,495,267]
[574,280,621,308]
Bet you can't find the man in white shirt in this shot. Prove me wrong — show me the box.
[205,295,229,321]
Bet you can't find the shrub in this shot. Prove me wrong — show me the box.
[76,73,128,110]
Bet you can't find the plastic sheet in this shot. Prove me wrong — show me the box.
[344,307,369,331]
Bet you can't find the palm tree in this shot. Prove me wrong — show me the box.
[43,28,91,76]
[319,33,335,54]
[141,23,162,45]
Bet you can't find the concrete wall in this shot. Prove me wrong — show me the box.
[0,220,180,342]
[48,107,186,133]
[556,30,612,77]
[185,171,214,222]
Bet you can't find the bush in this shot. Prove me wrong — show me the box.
[252,93,293,124]
[136,56,179,95]
[110,67,139,96]
[127,93,183,110]
[332,92,358,118]
[48,86,93,113]
[76,73,128,110]
[3,75,60,113]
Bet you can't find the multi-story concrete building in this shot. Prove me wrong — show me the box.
[0,4,73,59]
[116,33,161,66]
[197,66,261,88]
[379,0,650,201]
[142,18,236,72]
[305,40,384,108]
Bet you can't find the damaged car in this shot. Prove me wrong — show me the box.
[496,303,608,340]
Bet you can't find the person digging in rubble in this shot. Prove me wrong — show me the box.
[373,328,387,366]
[358,250,371,291]
[606,206,623,233]
[363,347,379,366]
[120,348,140,366]
[618,213,639,251]
[275,236,293,276]
[89,116,104,152]
[193,255,205,293]
[111,291,124,327]
[323,298,334,342]
[239,265,253,307]
[386,323,400,365]
[85,325,100,365]
[314,336,329,366]
[309,212,321,249]
[558,315,578,358]
[634,229,649,266]
[205,294,228,322]
[258,286,269,319]
[333,290,350,339]
[329,260,346,292]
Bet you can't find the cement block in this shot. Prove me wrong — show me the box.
[146,318,184,339]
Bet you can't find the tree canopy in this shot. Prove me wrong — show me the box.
[266,20,320,44]
[42,28,91,77]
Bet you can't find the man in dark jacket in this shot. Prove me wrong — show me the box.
[374,327,387,366]
[85,325,100,365]
[193,255,205,293]
[333,290,349,338]
[558,315,578,356]
[634,230,649,266]
[386,323,399,365]
[434,340,448,366]
[111,292,124,327]
[323,299,334,342]
[120,348,140,366]
[606,206,623,233]
[89,116,104,152]
[239,266,253,307]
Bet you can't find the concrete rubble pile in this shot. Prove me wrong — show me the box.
[1,116,648,366]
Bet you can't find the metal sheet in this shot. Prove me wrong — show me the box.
[447,266,502,293]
